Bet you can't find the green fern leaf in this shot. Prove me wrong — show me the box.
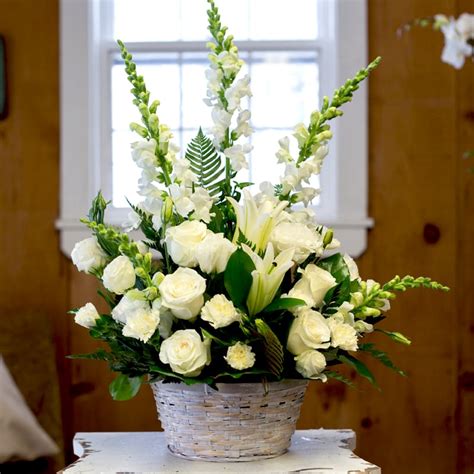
[255,319,284,377]
[185,128,225,196]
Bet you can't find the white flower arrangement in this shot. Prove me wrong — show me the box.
[399,13,474,69]
[70,0,448,400]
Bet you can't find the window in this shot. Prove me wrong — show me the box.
[59,0,372,256]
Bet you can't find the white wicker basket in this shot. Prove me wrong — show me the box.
[151,379,308,462]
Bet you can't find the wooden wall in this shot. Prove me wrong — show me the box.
[1,0,472,472]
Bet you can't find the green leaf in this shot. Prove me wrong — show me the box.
[185,128,225,197]
[255,319,284,377]
[67,349,111,361]
[109,374,143,401]
[214,369,272,380]
[375,329,412,345]
[359,343,406,377]
[339,354,379,389]
[224,248,255,308]
[201,328,232,347]
[263,297,306,313]
[318,253,350,283]
[324,370,355,387]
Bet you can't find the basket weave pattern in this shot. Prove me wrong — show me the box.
[151,380,308,461]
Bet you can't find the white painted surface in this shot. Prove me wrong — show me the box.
[62,429,381,473]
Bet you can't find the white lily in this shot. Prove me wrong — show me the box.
[227,189,288,253]
[243,243,295,316]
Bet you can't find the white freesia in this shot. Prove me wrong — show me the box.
[271,222,323,264]
[223,143,252,171]
[159,329,211,376]
[201,294,241,329]
[224,342,256,370]
[102,256,136,295]
[195,233,236,274]
[288,264,337,309]
[228,189,288,253]
[286,309,331,355]
[343,254,360,281]
[71,237,108,274]
[295,350,327,379]
[74,303,100,329]
[243,243,295,316]
[164,220,209,267]
[122,303,160,343]
[159,267,206,320]
[111,292,149,324]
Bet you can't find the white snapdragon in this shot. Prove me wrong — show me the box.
[233,110,252,139]
[288,264,337,309]
[223,143,252,171]
[123,209,142,232]
[201,294,241,329]
[456,13,474,42]
[327,302,359,351]
[440,18,473,69]
[271,221,323,264]
[74,303,100,329]
[276,136,293,164]
[131,139,157,169]
[159,267,206,320]
[102,256,136,295]
[255,181,281,207]
[169,184,194,218]
[71,237,108,274]
[225,75,252,112]
[164,220,209,267]
[210,107,232,147]
[216,49,244,78]
[286,309,331,355]
[195,233,236,274]
[294,350,327,380]
[343,254,360,281]
[159,329,211,376]
[189,187,214,223]
[293,123,310,147]
[171,158,197,186]
[224,342,256,370]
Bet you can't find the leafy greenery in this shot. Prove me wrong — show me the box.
[376,329,412,345]
[359,343,406,377]
[109,374,143,401]
[339,353,379,389]
[324,370,355,387]
[255,319,284,377]
[262,297,306,313]
[223,248,255,308]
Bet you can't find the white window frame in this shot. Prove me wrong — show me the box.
[58,0,372,257]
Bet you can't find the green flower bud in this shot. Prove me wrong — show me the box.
[135,267,148,280]
[152,271,165,287]
[358,306,381,318]
[350,292,364,307]
[143,286,158,300]
[389,332,411,345]
[310,110,320,125]
[138,103,149,118]
[130,122,148,138]
[149,99,160,114]
[323,228,334,247]
[148,114,159,134]
[161,196,174,224]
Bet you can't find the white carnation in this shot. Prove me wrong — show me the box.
[195,233,236,274]
[159,267,206,320]
[71,237,108,274]
[111,292,149,324]
[102,256,136,295]
[164,220,209,267]
[295,350,327,379]
[122,304,160,343]
[201,295,241,329]
[74,303,100,329]
[159,329,211,376]
[224,342,256,370]
[328,316,358,352]
[287,309,331,355]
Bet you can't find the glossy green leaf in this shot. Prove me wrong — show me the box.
[339,354,379,389]
[255,319,284,377]
[109,374,142,401]
[263,297,306,313]
[224,248,255,308]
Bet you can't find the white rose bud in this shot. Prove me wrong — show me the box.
[112,292,148,324]
[71,237,108,274]
[159,329,211,376]
[159,267,206,320]
[195,233,236,274]
[295,350,327,379]
[224,342,256,370]
[74,302,100,329]
[102,256,136,294]
[164,221,208,267]
[200,294,241,329]
[122,305,160,343]
[287,309,331,355]
[271,222,323,264]
[288,264,337,309]
[327,317,358,352]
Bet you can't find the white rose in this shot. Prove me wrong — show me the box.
[295,350,327,379]
[122,304,160,343]
[71,237,108,273]
[343,254,359,281]
[288,264,337,308]
[159,267,206,320]
[164,221,209,267]
[327,317,358,352]
[74,302,100,329]
[271,222,323,264]
[224,342,256,370]
[287,309,331,355]
[201,294,241,329]
[159,329,210,376]
[102,256,136,294]
[195,233,236,274]
[112,292,148,324]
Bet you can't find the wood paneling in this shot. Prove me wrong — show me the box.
[1,0,472,472]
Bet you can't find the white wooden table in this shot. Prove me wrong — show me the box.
[61,429,380,473]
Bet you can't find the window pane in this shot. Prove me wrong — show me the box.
[250,51,319,128]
